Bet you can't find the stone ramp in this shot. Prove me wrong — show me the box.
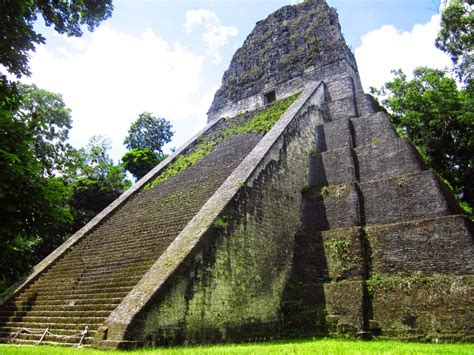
[0,133,262,346]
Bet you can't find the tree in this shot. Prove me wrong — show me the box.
[436,0,473,83]
[124,112,173,156]
[69,136,131,230]
[122,148,167,180]
[17,84,74,175]
[0,107,72,288]
[0,0,113,80]
[372,67,474,209]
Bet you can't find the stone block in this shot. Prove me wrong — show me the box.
[350,112,397,148]
[301,183,361,231]
[321,227,366,281]
[316,119,352,153]
[366,215,474,276]
[323,280,366,335]
[308,147,356,187]
[354,138,425,182]
[368,275,474,341]
[326,76,355,102]
[360,171,455,225]
[291,231,329,282]
[328,97,357,121]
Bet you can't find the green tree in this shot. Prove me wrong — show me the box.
[436,0,473,83]
[124,112,173,156]
[122,148,167,180]
[17,84,74,175]
[0,108,72,288]
[69,136,131,230]
[0,0,113,80]
[372,67,474,209]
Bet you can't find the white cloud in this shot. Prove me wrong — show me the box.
[184,9,238,63]
[25,26,210,162]
[355,15,451,91]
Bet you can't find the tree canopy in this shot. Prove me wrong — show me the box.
[436,0,473,83]
[0,0,113,79]
[124,112,173,156]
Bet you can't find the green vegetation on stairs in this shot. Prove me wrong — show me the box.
[146,93,300,189]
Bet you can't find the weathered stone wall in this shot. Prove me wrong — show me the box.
[207,0,358,122]
[105,83,327,345]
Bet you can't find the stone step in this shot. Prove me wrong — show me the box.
[80,233,176,251]
[0,315,106,324]
[46,256,150,271]
[302,171,456,231]
[301,183,361,231]
[360,170,457,225]
[0,310,111,318]
[0,303,118,313]
[308,138,425,187]
[24,279,138,293]
[18,284,132,296]
[315,112,397,152]
[354,138,425,182]
[365,215,474,276]
[38,263,150,283]
[0,327,96,337]
[0,321,101,331]
[14,289,130,302]
[350,112,398,148]
[6,298,123,308]
[0,335,95,346]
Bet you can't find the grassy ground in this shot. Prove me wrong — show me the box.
[0,339,473,354]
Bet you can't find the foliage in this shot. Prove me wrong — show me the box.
[122,148,166,180]
[146,94,299,189]
[16,84,74,175]
[124,112,173,156]
[222,93,300,138]
[436,0,473,83]
[68,136,131,230]
[146,140,216,189]
[371,67,474,209]
[0,0,113,79]
[0,339,473,354]
[0,108,72,287]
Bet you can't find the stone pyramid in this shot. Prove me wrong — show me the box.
[0,0,472,348]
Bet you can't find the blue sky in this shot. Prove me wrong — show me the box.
[26,0,450,163]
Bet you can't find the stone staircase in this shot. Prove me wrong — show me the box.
[283,84,473,340]
[0,133,262,347]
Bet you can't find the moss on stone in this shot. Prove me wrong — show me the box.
[146,93,300,189]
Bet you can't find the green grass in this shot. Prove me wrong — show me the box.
[145,93,300,189]
[1,339,473,354]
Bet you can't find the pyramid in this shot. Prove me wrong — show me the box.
[0,0,472,348]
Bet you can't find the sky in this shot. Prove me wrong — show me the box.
[22,0,451,163]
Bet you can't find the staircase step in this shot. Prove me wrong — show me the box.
[0,321,101,331]
[350,112,398,148]
[0,336,94,346]
[25,279,138,293]
[360,170,457,225]
[0,310,111,318]
[6,298,123,308]
[0,315,106,324]
[365,215,474,276]
[14,290,130,302]
[354,138,424,182]
[0,303,118,313]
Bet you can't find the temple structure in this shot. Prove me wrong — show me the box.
[0,0,472,348]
